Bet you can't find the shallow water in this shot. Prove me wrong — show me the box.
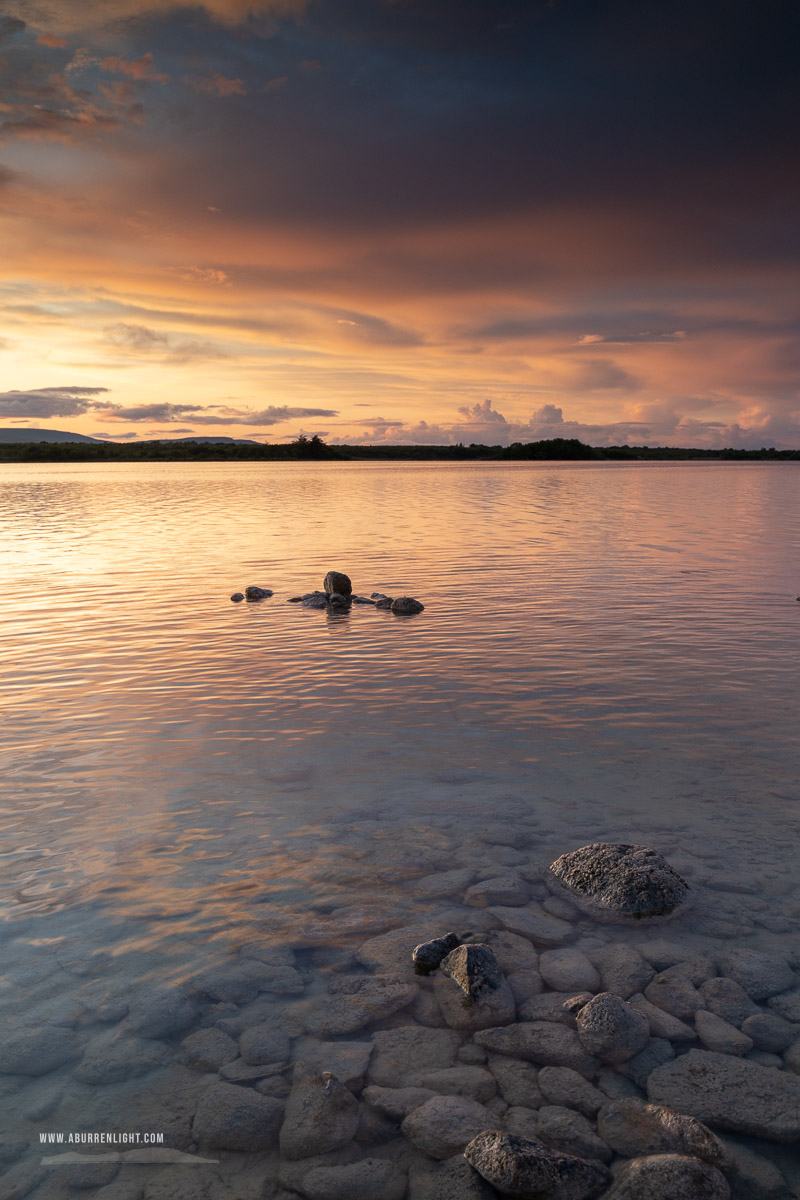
[1,460,799,1196]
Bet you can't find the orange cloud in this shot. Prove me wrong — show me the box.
[101,53,170,84]
[191,73,247,97]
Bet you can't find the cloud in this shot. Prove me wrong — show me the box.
[0,385,109,419]
[103,323,228,363]
[0,16,25,41]
[101,53,170,85]
[95,400,339,425]
[5,0,308,34]
[190,73,247,97]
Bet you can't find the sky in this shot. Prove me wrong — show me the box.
[0,0,799,447]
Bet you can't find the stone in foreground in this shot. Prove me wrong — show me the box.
[603,1152,730,1199]
[575,992,650,1063]
[413,931,461,974]
[545,843,689,922]
[434,944,516,1031]
[647,1049,800,1142]
[596,1097,726,1167]
[463,1130,610,1200]
[323,571,352,596]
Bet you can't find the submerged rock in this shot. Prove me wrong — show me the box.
[546,843,689,922]
[715,948,794,1001]
[324,571,352,596]
[401,1094,496,1159]
[192,1081,283,1151]
[575,992,650,1063]
[301,1158,407,1200]
[596,1097,727,1167]
[279,1065,359,1159]
[463,1129,611,1200]
[434,944,516,1031]
[647,1048,800,1141]
[604,1153,730,1200]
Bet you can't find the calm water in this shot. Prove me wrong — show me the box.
[1,460,799,1195]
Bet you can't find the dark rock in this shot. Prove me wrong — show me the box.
[623,1036,675,1090]
[413,932,461,974]
[391,597,424,615]
[374,597,394,610]
[302,594,329,609]
[245,585,273,600]
[351,595,376,605]
[740,1012,796,1053]
[464,1130,611,1200]
[324,571,352,596]
[327,592,350,610]
[536,1105,613,1162]
[301,1158,407,1200]
[546,843,689,922]
[230,592,244,602]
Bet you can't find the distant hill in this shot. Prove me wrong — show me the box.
[154,436,261,445]
[0,427,103,444]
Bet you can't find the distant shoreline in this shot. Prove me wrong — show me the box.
[1,436,800,463]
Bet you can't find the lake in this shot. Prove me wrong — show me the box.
[1,460,799,1197]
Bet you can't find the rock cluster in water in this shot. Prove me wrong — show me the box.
[231,569,425,614]
[2,839,797,1200]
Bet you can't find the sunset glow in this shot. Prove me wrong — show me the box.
[1,0,798,447]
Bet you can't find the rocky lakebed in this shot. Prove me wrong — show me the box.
[1,836,799,1200]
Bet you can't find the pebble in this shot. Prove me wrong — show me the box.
[537,1066,607,1117]
[279,1066,359,1159]
[575,992,650,1063]
[603,1153,730,1200]
[474,1022,601,1078]
[596,1097,726,1167]
[367,1027,460,1088]
[648,1048,800,1141]
[694,1010,753,1056]
[592,943,654,999]
[301,1158,407,1200]
[400,1094,496,1159]
[486,1054,545,1108]
[192,1080,284,1151]
[419,1065,497,1103]
[538,949,600,993]
[716,949,794,1001]
[489,904,577,946]
[699,977,759,1026]
[536,1104,613,1162]
[644,972,707,1020]
[464,1129,611,1200]
[740,1013,795,1053]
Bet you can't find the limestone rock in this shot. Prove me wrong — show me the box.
[420,1065,497,1103]
[0,1025,82,1076]
[296,1041,373,1092]
[593,944,655,999]
[644,972,706,1021]
[536,1105,613,1162]
[699,977,759,1026]
[740,1012,795,1053]
[408,1153,497,1200]
[304,975,417,1035]
[401,1094,495,1159]
[484,930,539,974]
[647,1049,800,1141]
[280,1066,359,1159]
[508,969,545,1004]
[603,1153,730,1199]
[464,1130,611,1200]
[74,1030,172,1084]
[192,1081,283,1151]
[413,932,461,974]
[623,1037,675,1090]
[475,1022,600,1078]
[546,843,689,922]
[465,876,529,908]
[362,1085,437,1119]
[181,1028,238,1072]
[301,1158,406,1200]
[481,1058,542,1113]
[323,571,352,596]
[596,1097,726,1167]
[368,1026,461,1088]
[504,1105,542,1139]
[767,989,800,1021]
[518,991,587,1025]
[537,1066,606,1117]
[539,949,600,993]
[718,1136,789,1200]
[239,1023,291,1065]
[489,904,576,946]
[575,992,650,1064]
[715,950,794,1001]
[694,1010,753,1056]
[628,993,697,1041]
[434,945,516,1031]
